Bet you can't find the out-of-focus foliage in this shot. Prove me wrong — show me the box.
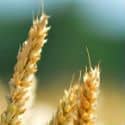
[0,1,124,83]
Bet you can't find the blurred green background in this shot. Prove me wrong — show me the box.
[0,0,125,124]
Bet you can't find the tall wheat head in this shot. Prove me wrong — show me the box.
[0,13,50,125]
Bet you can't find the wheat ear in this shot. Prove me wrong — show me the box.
[0,13,50,125]
[75,66,100,125]
[50,65,100,125]
[49,84,80,125]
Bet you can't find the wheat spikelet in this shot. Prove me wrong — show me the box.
[0,13,50,125]
[49,84,80,125]
[74,66,100,125]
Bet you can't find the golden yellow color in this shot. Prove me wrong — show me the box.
[50,66,100,125]
[0,13,50,125]
[75,66,100,125]
[50,84,80,125]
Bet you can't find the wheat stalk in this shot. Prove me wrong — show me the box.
[0,13,50,125]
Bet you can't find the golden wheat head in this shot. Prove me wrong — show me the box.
[0,13,50,125]
[50,65,100,125]
[49,84,80,125]
[74,66,100,125]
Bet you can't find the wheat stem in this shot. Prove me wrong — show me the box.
[0,13,50,125]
